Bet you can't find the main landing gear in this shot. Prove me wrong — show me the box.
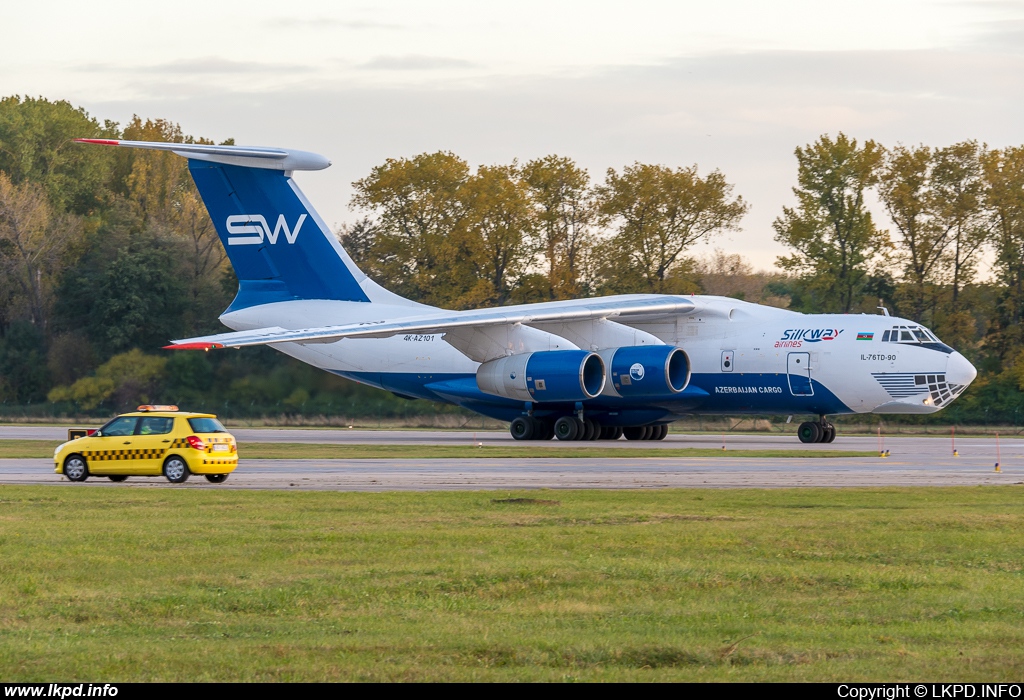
[798,418,836,443]
[509,416,668,442]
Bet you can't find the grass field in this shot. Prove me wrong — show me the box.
[0,485,1021,681]
[1,439,873,460]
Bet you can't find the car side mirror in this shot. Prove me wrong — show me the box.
[93,431,103,437]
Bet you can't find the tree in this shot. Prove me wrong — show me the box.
[53,211,189,355]
[0,172,79,330]
[459,164,536,307]
[931,141,988,312]
[522,156,596,299]
[774,133,888,313]
[0,321,49,403]
[0,96,115,214]
[696,250,791,307]
[350,152,474,306]
[877,144,948,322]
[48,349,167,410]
[982,146,1024,354]
[337,217,378,269]
[596,163,748,294]
[108,117,229,333]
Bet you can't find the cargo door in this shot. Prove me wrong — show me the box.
[787,352,813,396]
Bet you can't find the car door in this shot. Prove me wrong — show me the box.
[86,416,139,474]
[133,416,175,474]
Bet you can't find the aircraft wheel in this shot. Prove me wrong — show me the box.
[205,474,229,483]
[623,427,646,441]
[797,422,821,444]
[824,424,836,443]
[536,421,555,440]
[640,426,655,440]
[554,416,581,441]
[652,425,669,440]
[611,427,624,440]
[510,417,534,441]
[583,419,600,441]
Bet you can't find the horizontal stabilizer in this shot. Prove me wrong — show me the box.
[166,296,697,350]
[73,139,330,171]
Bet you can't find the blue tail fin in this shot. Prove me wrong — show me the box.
[188,161,370,310]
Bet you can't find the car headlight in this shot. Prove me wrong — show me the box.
[54,443,65,457]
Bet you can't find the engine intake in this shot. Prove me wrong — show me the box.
[477,350,606,403]
[599,345,690,397]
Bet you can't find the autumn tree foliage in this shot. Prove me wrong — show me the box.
[1,96,1023,423]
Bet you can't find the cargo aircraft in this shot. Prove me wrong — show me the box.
[76,139,977,443]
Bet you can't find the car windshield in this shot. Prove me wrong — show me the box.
[188,417,226,433]
[98,416,138,437]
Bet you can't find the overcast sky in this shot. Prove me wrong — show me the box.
[4,0,1023,269]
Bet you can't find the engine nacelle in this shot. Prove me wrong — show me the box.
[476,350,606,403]
[599,345,690,398]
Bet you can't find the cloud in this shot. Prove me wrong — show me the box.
[77,58,313,76]
[77,42,1024,269]
[358,55,478,71]
[273,18,404,30]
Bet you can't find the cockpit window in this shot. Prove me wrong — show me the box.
[887,325,941,344]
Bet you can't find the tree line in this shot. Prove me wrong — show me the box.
[0,95,1021,423]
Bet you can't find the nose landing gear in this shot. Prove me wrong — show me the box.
[797,418,836,443]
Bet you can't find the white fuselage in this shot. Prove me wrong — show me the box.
[220,295,976,417]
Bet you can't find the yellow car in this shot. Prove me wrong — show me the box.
[54,406,238,484]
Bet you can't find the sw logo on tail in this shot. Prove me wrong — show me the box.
[226,214,307,246]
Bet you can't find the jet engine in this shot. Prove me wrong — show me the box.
[599,345,690,398]
[476,350,606,403]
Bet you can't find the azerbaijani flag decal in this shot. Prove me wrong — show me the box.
[856,332,874,340]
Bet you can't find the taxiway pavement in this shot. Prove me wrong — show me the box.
[2,429,1019,490]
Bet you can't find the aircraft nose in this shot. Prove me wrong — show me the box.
[946,351,977,388]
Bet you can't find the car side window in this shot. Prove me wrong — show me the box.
[138,417,174,435]
[100,417,139,437]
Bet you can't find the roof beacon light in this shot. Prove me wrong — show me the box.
[137,405,179,412]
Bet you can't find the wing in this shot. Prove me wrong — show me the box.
[165,295,697,351]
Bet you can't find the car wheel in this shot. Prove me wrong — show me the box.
[108,475,128,482]
[205,474,228,484]
[64,455,89,482]
[163,456,190,483]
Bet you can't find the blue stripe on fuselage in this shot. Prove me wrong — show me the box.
[335,370,852,417]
